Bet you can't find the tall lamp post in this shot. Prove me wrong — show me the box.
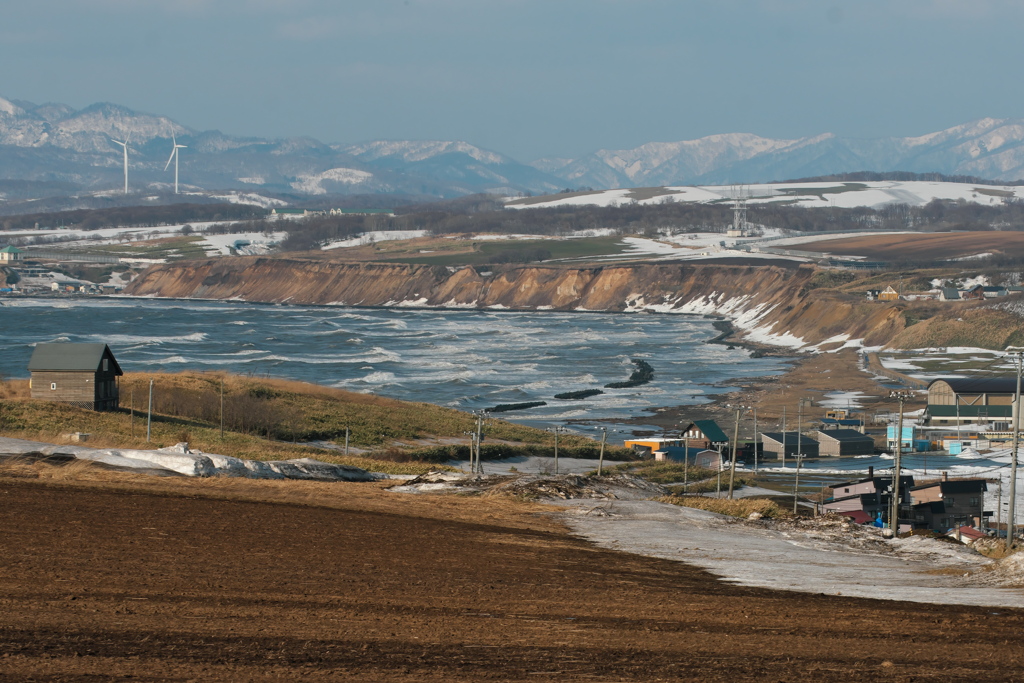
[549,426,566,475]
[595,426,610,477]
[726,404,750,499]
[793,398,809,515]
[1006,347,1024,548]
[889,390,914,532]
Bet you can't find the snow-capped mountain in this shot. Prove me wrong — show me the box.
[0,96,563,200]
[540,119,1024,188]
[3,93,1024,205]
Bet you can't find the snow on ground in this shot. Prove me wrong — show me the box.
[507,180,1024,211]
[819,391,871,409]
[322,230,428,249]
[562,499,1024,607]
[201,231,287,256]
[291,168,374,195]
[469,228,620,241]
[210,192,287,209]
[0,436,378,481]
[449,456,613,475]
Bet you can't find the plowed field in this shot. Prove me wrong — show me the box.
[2,475,1023,681]
[801,231,1024,261]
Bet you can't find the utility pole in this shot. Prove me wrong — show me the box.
[889,390,913,532]
[554,427,560,475]
[753,407,759,474]
[781,405,787,468]
[1007,347,1024,548]
[344,426,350,458]
[220,378,225,440]
[476,412,485,475]
[597,427,607,476]
[683,435,689,495]
[146,379,153,443]
[998,478,1003,537]
[728,405,741,499]
[793,399,805,515]
[716,446,722,498]
[130,387,134,439]
[467,431,474,473]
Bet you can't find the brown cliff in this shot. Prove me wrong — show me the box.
[124,258,922,349]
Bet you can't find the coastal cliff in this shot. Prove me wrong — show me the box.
[124,258,915,350]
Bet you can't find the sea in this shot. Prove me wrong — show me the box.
[0,297,790,435]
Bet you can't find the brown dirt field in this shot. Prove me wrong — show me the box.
[2,468,1024,681]
[799,231,1024,261]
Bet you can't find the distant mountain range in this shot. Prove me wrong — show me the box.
[3,94,1024,205]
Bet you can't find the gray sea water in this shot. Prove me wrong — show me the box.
[0,297,791,431]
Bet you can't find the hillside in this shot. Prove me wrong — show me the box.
[0,372,612,472]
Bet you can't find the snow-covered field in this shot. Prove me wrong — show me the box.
[0,436,379,481]
[322,230,428,250]
[564,498,1024,607]
[507,180,1024,211]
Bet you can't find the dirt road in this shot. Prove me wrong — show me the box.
[2,475,1023,681]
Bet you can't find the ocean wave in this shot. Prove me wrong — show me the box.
[93,332,208,345]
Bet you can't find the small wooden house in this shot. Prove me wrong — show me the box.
[678,420,730,450]
[815,429,875,456]
[28,343,123,411]
[0,246,22,263]
[657,446,723,469]
[878,286,900,301]
[759,432,819,460]
[910,475,988,531]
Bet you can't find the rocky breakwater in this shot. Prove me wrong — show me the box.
[124,257,909,350]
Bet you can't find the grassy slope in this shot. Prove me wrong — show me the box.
[0,372,615,475]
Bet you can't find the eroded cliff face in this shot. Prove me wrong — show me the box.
[124,258,907,349]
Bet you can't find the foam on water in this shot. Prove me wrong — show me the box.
[1,297,790,429]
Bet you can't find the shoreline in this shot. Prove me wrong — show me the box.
[6,293,891,438]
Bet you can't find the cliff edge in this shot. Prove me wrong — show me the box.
[125,258,921,351]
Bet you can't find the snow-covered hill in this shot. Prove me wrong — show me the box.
[506,180,1024,211]
[538,119,1024,188]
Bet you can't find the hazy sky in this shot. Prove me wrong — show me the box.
[3,0,1024,160]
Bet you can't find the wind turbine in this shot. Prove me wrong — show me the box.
[163,132,187,194]
[110,131,132,195]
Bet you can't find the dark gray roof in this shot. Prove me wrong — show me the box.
[761,432,818,445]
[911,479,988,493]
[941,287,960,300]
[928,377,1019,394]
[28,343,122,374]
[817,429,874,442]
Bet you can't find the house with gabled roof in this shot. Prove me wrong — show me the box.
[910,475,988,532]
[0,246,22,263]
[878,285,900,301]
[28,343,123,411]
[759,432,819,460]
[679,420,730,450]
[815,429,875,456]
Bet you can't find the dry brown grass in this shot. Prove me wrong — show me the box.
[661,495,789,519]
[0,458,563,532]
[0,379,29,400]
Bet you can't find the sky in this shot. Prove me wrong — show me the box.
[3,0,1024,161]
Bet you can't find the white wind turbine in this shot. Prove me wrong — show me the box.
[110,131,132,195]
[163,132,187,194]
